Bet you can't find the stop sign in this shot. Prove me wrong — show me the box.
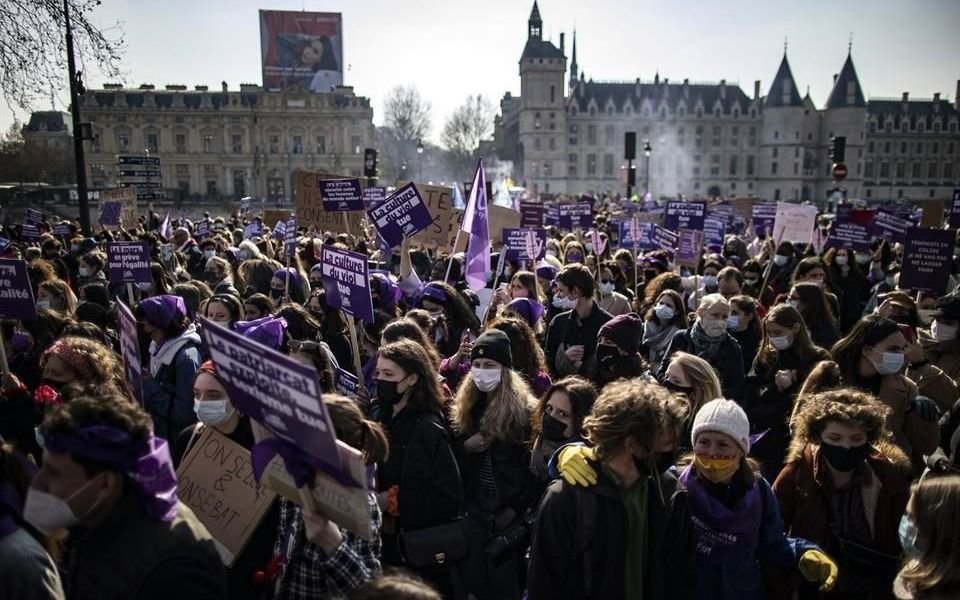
[832,162,848,181]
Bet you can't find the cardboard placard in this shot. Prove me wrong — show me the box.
[176,428,277,566]
[772,202,817,244]
[294,170,365,233]
[450,205,521,252]
[262,209,291,228]
[100,187,139,230]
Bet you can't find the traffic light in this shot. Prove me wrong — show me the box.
[624,132,636,160]
[829,136,846,163]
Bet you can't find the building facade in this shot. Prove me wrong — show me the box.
[496,2,960,203]
[59,82,375,202]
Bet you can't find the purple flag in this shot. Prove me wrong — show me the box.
[159,211,171,239]
[462,160,490,292]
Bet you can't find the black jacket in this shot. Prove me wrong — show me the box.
[657,328,746,402]
[544,301,613,377]
[731,326,762,376]
[526,465,697,600]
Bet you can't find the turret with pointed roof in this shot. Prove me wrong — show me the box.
[528,1,542,39]
[569,30,578,92]
[825,52,866,109]
[765,53,803,107]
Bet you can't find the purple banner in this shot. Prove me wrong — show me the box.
[200,318,341,471]
[872,211,911,244]
[334,367,359,398]
[320,245,373,322]
[558,201,593,229]
[704,218,726,249]
[677,229,704,267]
[519,202,545,228]
[284,214,297,257]
[650,224,679,252]
[664,201,706,231]
[195,220,210,240]
[320,179,364,212]
[899,228,954,294]
[618,220,647,248]
[106,241,152,286]
[0,259,37,320]
[99,201,122,226]
[20,224,41,240]
[502,228,546,261]
[25,208,44,225]
[544,204,560,227]
[950,188,960,229]
[116,299,144,406]
[362,186,386,210]
[243,221,262,239]
[751,203,778,236]
[825,222,871,252]
[53,223,71,238]
[367,183,433,248]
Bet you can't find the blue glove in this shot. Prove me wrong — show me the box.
[911,395,940,422]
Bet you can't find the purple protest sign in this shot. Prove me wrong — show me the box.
[519,202,545,228]
[53,223,72,238]
[195,220,210,240]
[872,211,910,244]
[618,219,648,248]
[825,222,871,252]
[25,208,44,225]
[650,225,679,252]
[284,214,297,258]
[558,202,593,229]
[950,188,960,229]
[106,241,152,286]
[20,224,41,240]
[100,201,122,227]
[320,245,374,322]
[677,229,705,268]
[0,259,37,320]
[367,183,433,248]
[116,299,144,406]
[362,186,386,210]
[704,218,726,249]
[502,228,546,262]
[320,179,364,212]
[243,221,262,239]
[751,202,778,236]
[544,204,560,227]
[899,228,955,294]
[664,201,706,231]
[199,318,341,472]
[334,367,359,398]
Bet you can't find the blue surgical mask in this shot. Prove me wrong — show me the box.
[898,514,921,558]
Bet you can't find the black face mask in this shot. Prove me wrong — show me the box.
[376,379,401,406]
[596,344,621,368]
[270,289,284,301]
[654,450,676,474]
[541,414,568,442]
[661,379,693,396]
[820,441,870,472]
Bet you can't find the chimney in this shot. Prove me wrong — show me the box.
[635,77,641,98]
[683,78,690,99]
[754,80,760,101]
[833,74,838,85]
[222,81,228,93]
[933,92,940,102]
[934,93,941,113]
[902,92,909,103]
[720,79,726,99]
[560,33,565,55]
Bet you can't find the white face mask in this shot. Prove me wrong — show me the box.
[585,243,594,254]
[599,282,615,296]
[702,275,718,288]
[203,250,216,259]
[472,367,502,392]
[503,267,513,278]
[871,350,905,375]
[78,267,90,277]
[855,253,872,265]
[36,300,51,310]
[726,315,741,330]
[834,255,848,267]
[932,320,957,342]
[654,303,675,321]
[773,254,789,267]
[770,335,792,351]
[700,317,727,338]
[23,477,101,535]
[552,294,576,310]
[546,249,558,259]
[885,276,896,287]
[194,399,234,426]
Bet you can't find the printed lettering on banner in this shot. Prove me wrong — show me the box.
[899,228,954,294]
[502,228,547,261]
[319,178,364,212]
[825,222,871,252]
[704,218,726,248]
[871,211,911,244]
[319,246,374,322]
[949,188,960,229]
[116,300,144,406]
[294,170,364,233]
[0,259,37,321]
[362,187,386,210]
[367,183,435,248]
[334,367,359,398]
[519,202,546,228]
[751,203,778,236]
[664,201,706,231]
[176,428,277,566]
[106,241,152,285]
[677,229,705,268]
[558,201,593,229]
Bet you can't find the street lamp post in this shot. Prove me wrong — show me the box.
[643,140,652,196]
[416,139,424,181]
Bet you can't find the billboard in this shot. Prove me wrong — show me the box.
[259,10,343,93]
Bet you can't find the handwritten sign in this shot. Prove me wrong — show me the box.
[772,202,817,244]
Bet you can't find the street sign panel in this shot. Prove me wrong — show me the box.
[117,155,161,166]
[832,163,848,182]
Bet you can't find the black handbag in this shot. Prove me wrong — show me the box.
[398,518,469,568]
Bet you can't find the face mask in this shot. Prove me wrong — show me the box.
[552,295,576,310]
[541,413,568,442]
[693,454,740,483]
[36,300,51,310]
[585,243,594,254]
[744,277,759,287]
[599,282,615,296]
[11,331,32,354]
[702,275,718,288]
[835,255,848,267]
[23,477,101,535]
[78,267,90,277]
[898,514,921,558]
[472,367,502,392]
[700,317,727,338]
[870,350,905,375]
[546,249,558,259]
[203,250,216,259]
[820,441,870,472]
[885,276,896,287]
[376,379,402,406]
[596,343,621,367]
[566,254,582,264]
[270,289,284,301]
[773,254,788,267]
[503,267,513,278]
[855,253,871,265]
[932,320,958,342]
[654,303,675,321]
[770,335,792,351]
[204,270,221,283]
[726,315,740,330]
[194,399,234,426]
[661,379,693,396]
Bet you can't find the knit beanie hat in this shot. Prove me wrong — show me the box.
[505,298,546,327]
[598,312,644,355]
[691,399,750,454]
[471,330,513,369]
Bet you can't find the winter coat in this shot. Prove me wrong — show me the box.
[143,328,203,442]
[919,328,960,381]
[658,328,745,402]
[545,301,613,378]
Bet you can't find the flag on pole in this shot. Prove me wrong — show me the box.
[462,160,490,292]
[159,211,171,239]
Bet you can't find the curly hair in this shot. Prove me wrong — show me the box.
[583,377,672,464]
[41,336,127,391]
[488,316,547,385]
[792,388,890,445]
[641,272,683,314]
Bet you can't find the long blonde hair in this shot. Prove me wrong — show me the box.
[668,351,722,417]
[452,368,536,443]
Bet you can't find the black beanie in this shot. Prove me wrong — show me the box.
[471,330,513,368]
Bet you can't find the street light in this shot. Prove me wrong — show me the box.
[643,140,652,196]
[416,139,424,181]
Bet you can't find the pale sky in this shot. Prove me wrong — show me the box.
[4,0,960,143]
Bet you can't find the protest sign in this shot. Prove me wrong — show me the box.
[558,201,593,229]
[99,201,121,227]
[650,224,679,252]
[367,183,434,248]
[320,179,364,212]
[20,224,41,240]
[115,300,144,406]
[320,246,374,322]
[284,214,297,257]
[334,367,359,398]
[664,201,706,231]
[0,238,10,253]
[825,222,871,252]
[449,205,521,252]
[772,202,817,244]
[502,228,546,262]
[200,318,341,474]
[176,428,277,566]
[0,259,37,321]
[106,242,151,286]
[950,189,960,229]
[100,187,139,229]
[242,222,262,239]
[25,208,44,225]
[544,204,560,227]
[195,220,210,240]
[751,202,778,236]
[677,229,705,268]
[704,218,726,249]
[53,223,71,238]
[920,201,945,229]
[519,202,545,228]
[262,209,290,228]
[872,211,911,244]
[899,228,954,294]
[294,170,365,233]
[407,183,457,248]
[240,197,251,214]
[362,186,386,210]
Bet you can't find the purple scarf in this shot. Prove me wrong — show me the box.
[680,464,762,563]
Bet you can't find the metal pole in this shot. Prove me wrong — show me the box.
[626,159,633,199]
[645,154,651,195]
[64,0,91,234]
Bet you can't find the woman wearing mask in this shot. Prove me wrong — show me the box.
[799,315,941,469]
[202,294,243,328]
[658,293,745,400]
[792,257,841,318]
[824,247,871,334]
[563,241,585,264]
[373,340,463,596]
[742,259,777,308]
[451,330,539,600]
[639,271,683,314]
[590,312,646,389]
[683,259,723,311]
[893,475,960,600]
[728,295,762,374]
[641,289,688,374]
[305,288,354,373]
[683,399,838,599]
[528,376,597,482]
[775,389,911,600]
[489,317,552,396]
[242,293,274,321]
[746,304,831,482]
[204,256,240,297]
[597,261,631,316]
[36,279,77,317]
[490,270,543,321]
[786,282,841,350]
[919,294,960,382]
[418,281,481,360]
[76,251,107,286]
[613,248,638,292]
[659,351,723,450]
[270,267,309,306]
[769,241,798,296]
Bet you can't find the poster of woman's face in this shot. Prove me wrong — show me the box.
[260,10,343,92]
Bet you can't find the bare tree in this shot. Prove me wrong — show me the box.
[0,0,125,111]
[441,94,494,177]
[381,86,431,180]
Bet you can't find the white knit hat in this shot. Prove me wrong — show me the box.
[691,399,750,454]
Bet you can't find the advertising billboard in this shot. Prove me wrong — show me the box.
[259,10,343,93]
